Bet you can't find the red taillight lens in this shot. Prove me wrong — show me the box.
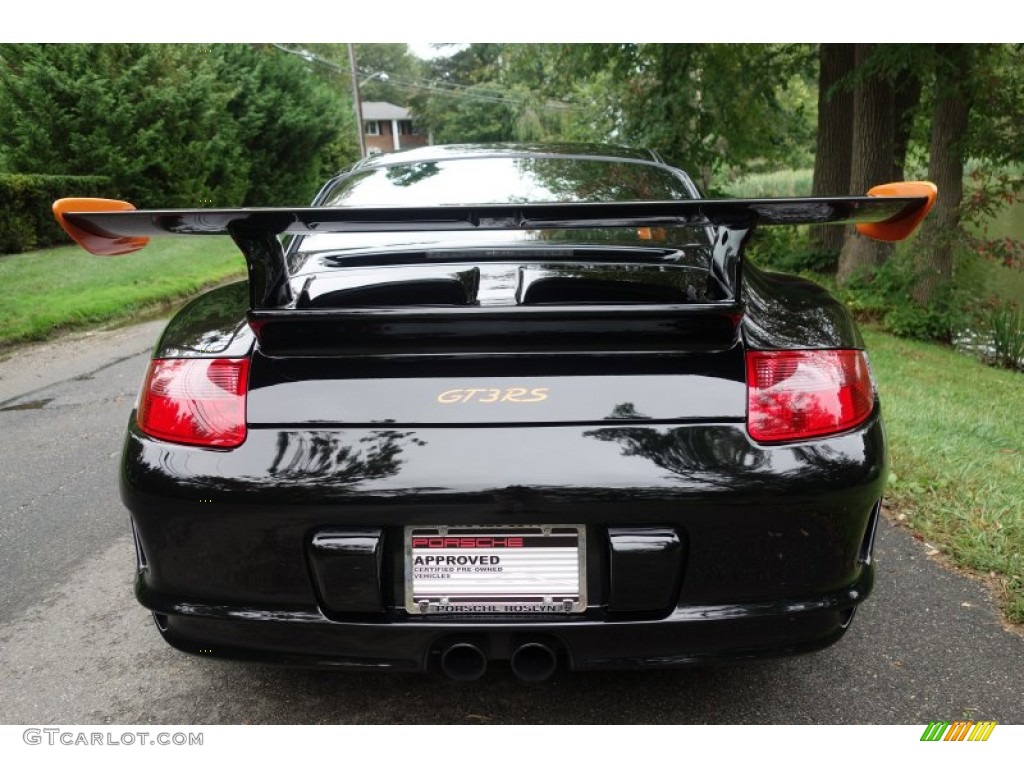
[138,358,249,448]
[746,350,875,443]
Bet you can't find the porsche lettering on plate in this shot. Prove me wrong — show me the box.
[405,526,586,614]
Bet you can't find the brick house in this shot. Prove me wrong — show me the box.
[361,102,430,155]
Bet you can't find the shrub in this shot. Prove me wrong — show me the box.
[719,168,813,198]
[745,224,838,274]
[838,247,972,343]
[0,173,114,254]
[0,44,355,209]
[981,301,1024,371]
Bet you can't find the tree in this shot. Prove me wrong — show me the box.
[410,44,567,144]
[544,44,815,188]
[0,44,248,206]
[354,43,423,104]
[809,44,855,257]
[410,81,518,144]
[958,45,1024,277]
[892,64,923,181]
[912,44,976,306]
[0,44,357,207]
[214,44,354,205]
[407,44,816,185]
[837,44,898,285]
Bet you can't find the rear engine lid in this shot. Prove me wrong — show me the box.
[245,348,746,426]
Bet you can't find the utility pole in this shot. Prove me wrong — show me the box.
[348,43,366,158]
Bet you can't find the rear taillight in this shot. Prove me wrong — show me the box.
[138,358,249,448]
[746,350,874,443]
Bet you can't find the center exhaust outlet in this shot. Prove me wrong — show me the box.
[510,641,558,682]
[440,642,488,681]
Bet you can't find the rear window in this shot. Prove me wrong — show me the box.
[295,156,704,257]
[322,157,693,207]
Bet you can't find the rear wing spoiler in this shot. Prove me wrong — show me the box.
[53,182,936,310]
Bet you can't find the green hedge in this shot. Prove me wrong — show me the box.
[0,174,114,254]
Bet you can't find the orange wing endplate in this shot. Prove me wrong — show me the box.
[855,181,937,242]
[52,198,149,255]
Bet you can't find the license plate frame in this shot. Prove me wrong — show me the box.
[404,525,587,616]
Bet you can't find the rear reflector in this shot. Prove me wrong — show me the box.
[138,358,249,448]
[746,350,874,443]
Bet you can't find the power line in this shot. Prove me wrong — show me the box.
[375,73,577,111]
[270,43,577,112]
[270,43,345,73]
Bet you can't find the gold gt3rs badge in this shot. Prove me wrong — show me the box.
[437,387,549,404]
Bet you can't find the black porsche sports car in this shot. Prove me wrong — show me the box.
[54,144,936,680]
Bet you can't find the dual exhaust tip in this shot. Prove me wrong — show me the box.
[439,640,558,682]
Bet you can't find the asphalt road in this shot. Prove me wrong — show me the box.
[1,320,1022,725]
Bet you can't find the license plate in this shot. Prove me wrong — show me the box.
[404,525,586,615]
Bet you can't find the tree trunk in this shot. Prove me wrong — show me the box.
[837,44,897,285]
[912,44,974,306]
[809,44,855,257]
[892,68,922,181]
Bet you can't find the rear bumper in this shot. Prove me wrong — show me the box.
[122,416,885,670]
[145,574,870,671]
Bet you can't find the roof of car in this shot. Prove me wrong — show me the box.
[351,143,665,171]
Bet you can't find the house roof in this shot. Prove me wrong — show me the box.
[362,101,412,121]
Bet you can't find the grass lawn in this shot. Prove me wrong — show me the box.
[865,328,1024,623]
[0,238,245,349]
